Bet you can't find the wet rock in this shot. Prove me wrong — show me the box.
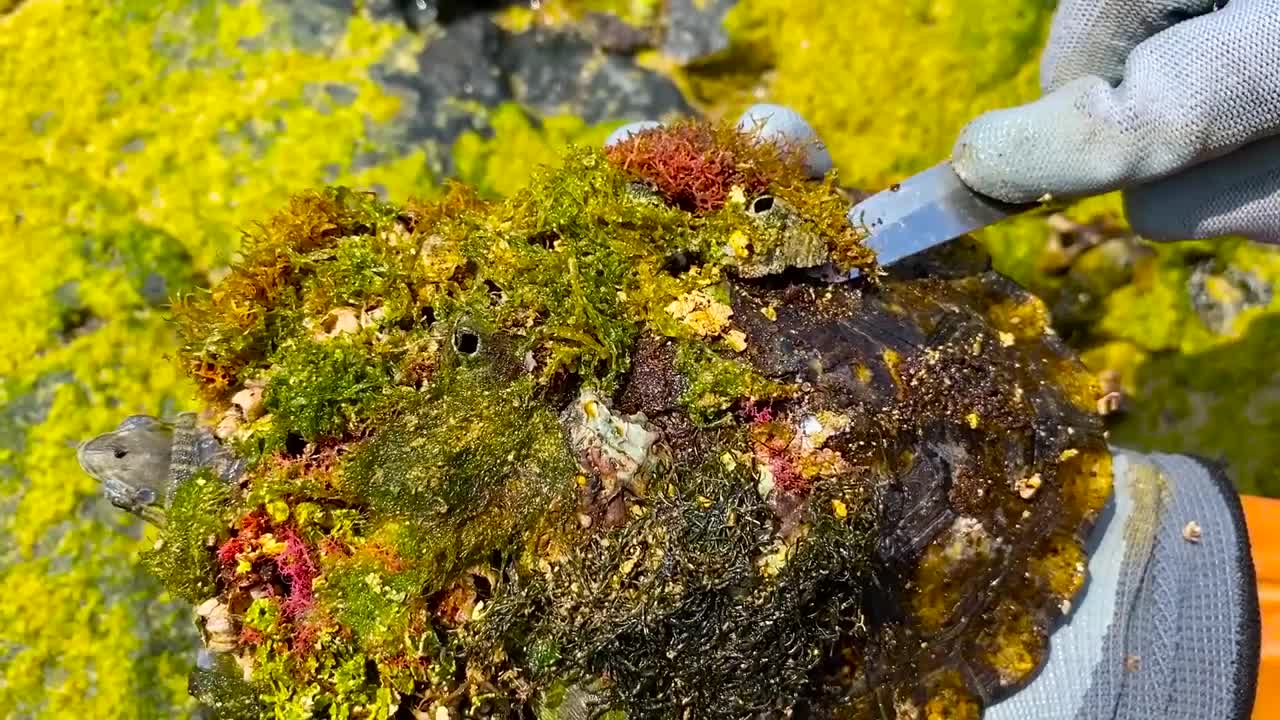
[402,14,510,138]
[1189,262,1273,335]
[364,0,525,30]
[1038,213,1132,275]
[499,24,691,124]
[604,119,664,148]
[662,0,738,65]
[78,119,1114,718]
[376,12,692,174]
[580,11,656,54]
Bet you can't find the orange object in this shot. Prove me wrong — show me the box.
[1243,495,1280,719]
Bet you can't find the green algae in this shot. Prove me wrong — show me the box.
[340,365,578,593]
[129,117,892,716]
[675,341,793,422]
[261,338,396,448]
[1074,239,1280,495]
[985,197,1280,493]
[96,110,1109,717]
[141,469,236,603]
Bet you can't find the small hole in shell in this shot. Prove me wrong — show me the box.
[750,195,775,214]
[454,330,481,355]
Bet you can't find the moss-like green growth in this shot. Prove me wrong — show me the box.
[260,337,395,448]
[172,188,402,396]
[483,455,879,715]
[140,469,236,602]
[340,364,578,594]
[676,340,794,422]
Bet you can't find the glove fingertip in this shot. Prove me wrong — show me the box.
[951,110,1050,204]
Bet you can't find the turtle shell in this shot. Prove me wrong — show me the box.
[124,120,1110,719]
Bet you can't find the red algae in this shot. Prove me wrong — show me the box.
[276,526,318,619]
[604,121,802,213]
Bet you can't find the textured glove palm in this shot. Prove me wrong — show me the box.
[952,0,1280,242]
[987,450,1258,720]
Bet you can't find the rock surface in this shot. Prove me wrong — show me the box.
[662,0,737,65]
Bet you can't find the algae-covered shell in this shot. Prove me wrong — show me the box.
[85,119,1110,719]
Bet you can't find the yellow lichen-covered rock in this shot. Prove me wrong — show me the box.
[0,1,624,717]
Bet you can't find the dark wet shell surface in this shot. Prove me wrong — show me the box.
[644,260,1110,713]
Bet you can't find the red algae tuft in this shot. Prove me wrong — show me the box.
[604,121,803,213]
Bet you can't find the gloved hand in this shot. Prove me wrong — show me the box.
[951,0,1280,243]
[608,104,1259,718]
[986,449,1258,720]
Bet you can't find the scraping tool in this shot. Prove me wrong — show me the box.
[847,161,1043,271]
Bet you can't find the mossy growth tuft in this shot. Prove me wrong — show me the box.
[172,188,403,398]
[140,468,236,603]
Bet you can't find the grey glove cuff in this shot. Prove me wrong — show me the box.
[1097,452,1258,719]
[989,450,1259,719]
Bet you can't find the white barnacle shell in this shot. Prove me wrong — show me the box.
[195,596,238,654]
[564,389,661,495]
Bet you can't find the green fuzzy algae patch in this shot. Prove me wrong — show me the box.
[0,1,618,717]
[122,112,1113,718]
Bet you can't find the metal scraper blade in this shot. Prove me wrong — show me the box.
[846,161,1040,273]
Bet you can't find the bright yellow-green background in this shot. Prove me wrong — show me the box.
[3,1,1277,716]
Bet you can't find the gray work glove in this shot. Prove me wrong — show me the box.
[987,449,1258,720]
[951,0,1280,242]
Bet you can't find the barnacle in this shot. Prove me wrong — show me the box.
[96,119,1109,719]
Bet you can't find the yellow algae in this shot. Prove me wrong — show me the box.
[979,600,1045,688]
[1028,533,1088,610]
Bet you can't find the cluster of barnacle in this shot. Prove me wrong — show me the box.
[143,120,1112,719]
